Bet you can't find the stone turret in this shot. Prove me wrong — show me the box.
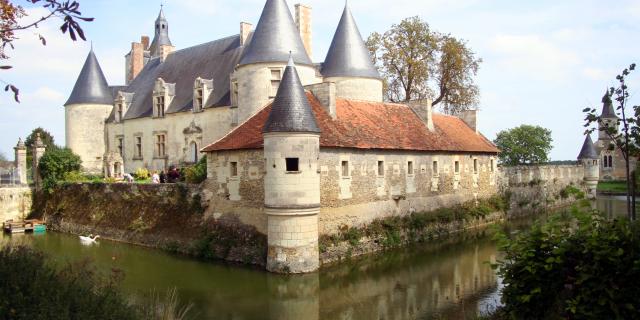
[578,134,599,198]
[149,6,174,59]
[64,49,114,174]
[321,3,383,102]
[598,90,618,142]
[263,56,321,273]
[31,133,46,190]
[234,0,319,124]
[13,138,26,185]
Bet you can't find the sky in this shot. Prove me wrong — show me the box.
[0,0,639,161]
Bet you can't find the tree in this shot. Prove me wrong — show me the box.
[494,125,553,166]
[1,0,93,102]
[0,151,7,162]
[584,63,638,220]
[25,127,56,150]
[38,147,81,192]
[366,16,482,114]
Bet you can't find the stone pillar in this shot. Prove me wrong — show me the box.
[31,133,46,190]
[13,138,27,185]
[582,159,599,199]
[264,132,320,273]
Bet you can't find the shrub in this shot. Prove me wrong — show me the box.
[134,168,150,180]
[495,207,640,319]
[62,170,89,183]
[184,156,207,184]
[38,147,82,192]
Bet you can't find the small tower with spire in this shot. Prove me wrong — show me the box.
[321,2,383,102]
[149,6,174,59]
[64,49,114,174]
[263,55,321,273]
[578,134,599,198]
[598,90,618,142]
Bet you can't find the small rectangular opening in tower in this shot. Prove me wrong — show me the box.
[286,158,299,172]
[473,159,478,174]
[341,161,349,177]
[407,161,414,175]
[378,161,384,176]
[455,161,460,174]
[433,161,439,175]
[230,161,238,177]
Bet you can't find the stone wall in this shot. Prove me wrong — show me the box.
[0,186,32,221]
[323,76,383,102]
[65,103,113,174]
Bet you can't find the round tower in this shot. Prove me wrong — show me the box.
[598,90,618,142]
[321,4,383,102]
[578,134,599,198]
[64,49,113,174]
[263,56,321,273]
[235,0,319,124]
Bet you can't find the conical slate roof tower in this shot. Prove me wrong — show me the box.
[322,4,380,78]
[600,90,618,119]
[240,0,312,66]
[149,7,172,57]
[577,134,598,160]
[64,49,112,106]
[263,56,320,133]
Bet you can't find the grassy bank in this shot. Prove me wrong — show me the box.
[597,180,630,194]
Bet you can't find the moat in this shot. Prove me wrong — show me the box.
[0,196,629,320]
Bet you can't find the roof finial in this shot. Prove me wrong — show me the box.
[90,41,93,51]
[287,51,294,67]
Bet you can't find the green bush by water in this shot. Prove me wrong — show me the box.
[184,156,207,184]
[494,206,640,319]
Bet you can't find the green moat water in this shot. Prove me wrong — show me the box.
[0,196,630,319]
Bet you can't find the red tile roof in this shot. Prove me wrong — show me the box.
[202,93,499,154]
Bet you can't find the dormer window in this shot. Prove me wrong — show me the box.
[153,78,175,118]
[114,91,133,123]
[193,77,213,113]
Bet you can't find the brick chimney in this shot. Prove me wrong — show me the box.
[295,4,312,59]
[240,22,253,47]
[459,109,478,133]
[127,41,144,84]
[141,36,150,50]
[407,99,434,131]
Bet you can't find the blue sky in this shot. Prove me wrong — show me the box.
[1,0,639,161]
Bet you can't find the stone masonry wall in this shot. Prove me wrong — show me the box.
[0,186,32,222]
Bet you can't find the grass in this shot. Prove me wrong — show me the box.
[597,180,630,193]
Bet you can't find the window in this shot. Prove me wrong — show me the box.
[156,134,166,157]
[231,81,238,107]
[116,103,124,122]
[433,161,439,175]
[269,68,282,98]
[230,161,238,177]
[117,137,123,157]
[285,158,299,172]
[378,161,384,176]
[194,88,204,112]
[490,159,495,172]
[407,161,414,175]
[135,136,142,158]
[454,161,460,174]
[341,161,349,177]
[190,142,198,163]
[473,159,478,174]
[608,155,613,168]
[155,96,165,118]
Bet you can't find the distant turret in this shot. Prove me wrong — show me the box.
[234,0,319,124]
[598,90,618,142]
[149,6,173,58]
[263,56,321,273]
[64,49,114,174]
[321,4,383,102]
[578,134,599,198]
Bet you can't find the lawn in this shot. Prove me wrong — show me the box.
[597,180,631,193]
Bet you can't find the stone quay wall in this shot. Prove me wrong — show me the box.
[0,186,32,222]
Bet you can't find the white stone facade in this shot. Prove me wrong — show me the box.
[65,103,113,174]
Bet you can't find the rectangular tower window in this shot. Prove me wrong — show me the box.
[155,96,165,118]
[473,159,478,174]
[490,159,495,172]
[341,161,349,177]
[231,81,239,107]
[156,134,166,157]
[407,161,414,175]
[454,161,460,174]
[285,158,299,172]
[230,161,238,177]
[194,88,203,112]
[269,68,282,98]
[378,161,385,176]
[135,136,142,158]
[433,161,439,176]
[117,137,123,157]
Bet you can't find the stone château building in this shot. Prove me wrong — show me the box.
[64,0,501,272]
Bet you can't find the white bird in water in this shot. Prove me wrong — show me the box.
[79,234,100,244]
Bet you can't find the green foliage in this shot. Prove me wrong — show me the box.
[559,185,585,200]
[495,207,640,319]
[62,170,89,183]
[137,288,193,320]
[493,125,553,166]
[0,245,138,319]
[366,16,481,114]
[184,156,207,184]
[134,168,150,180]
[38,147,82,192]
[0,151,7,162]
[25,127,56,151]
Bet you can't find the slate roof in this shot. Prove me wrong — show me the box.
[111,35,243,121]
[239,0,312,66]
[600,90,618,119]
[577,135,598,160]
[263,58,321,133]
[65,50,113,106]
[203,93,499,154]
[149,7,172,57]
[321,5,380,79]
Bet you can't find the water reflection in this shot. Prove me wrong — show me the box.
[0,196,631,320]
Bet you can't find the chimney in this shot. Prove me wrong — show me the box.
[141,36,150,50]
[407,99,434,131]
[159,44,175,62]
[459,109,478,133]
[240,22,253,47]
[306,82,336,119]
[128,41,144,84]
[295,4,312,59]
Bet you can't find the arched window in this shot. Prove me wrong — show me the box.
[603,155,608,168]
[190,142,198,163]
[608,155,613,168]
